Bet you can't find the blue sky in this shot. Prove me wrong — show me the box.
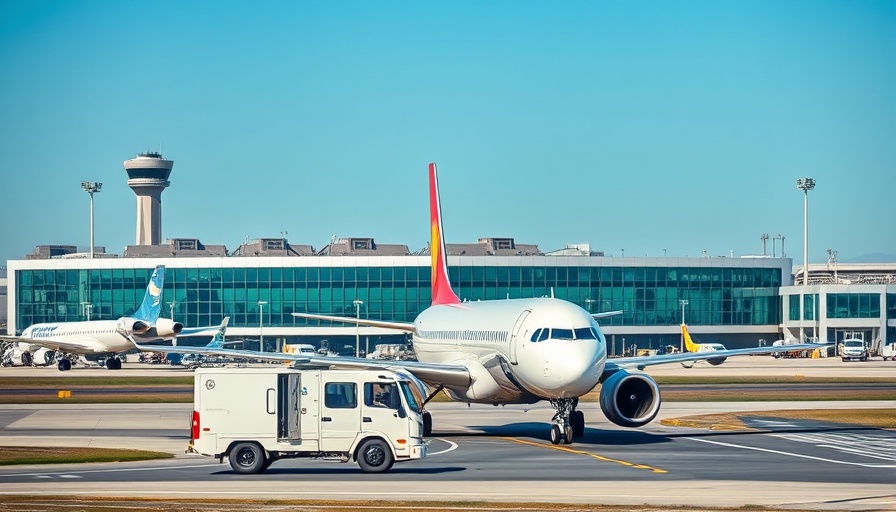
[1,1,894,265]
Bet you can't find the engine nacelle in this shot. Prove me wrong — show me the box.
[9,347,32,366]
[118,318,152,335]
[32,347,55,366]
[707,356,727,366]
[154,318,184,338]
[599,369,661,428]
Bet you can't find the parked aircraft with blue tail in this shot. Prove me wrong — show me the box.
[1,266,225,371]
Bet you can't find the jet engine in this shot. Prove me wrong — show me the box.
[707,356,727,366]
[118,318,152,335]
[9,347,33,366]
[599,369,661,428]
[154,318,184,338]
[31,347,55,366]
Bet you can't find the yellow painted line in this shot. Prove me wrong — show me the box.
[501,437,668,474]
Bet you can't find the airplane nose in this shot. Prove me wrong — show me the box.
[541,342,605,397]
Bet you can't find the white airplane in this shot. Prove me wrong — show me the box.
[146,163,824,445]
[679,324,728,367]
[1,266,224,371]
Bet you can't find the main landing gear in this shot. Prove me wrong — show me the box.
[104,356,123,370]
[549,398,585,445]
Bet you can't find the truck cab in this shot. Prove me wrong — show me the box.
[190,367,427,473]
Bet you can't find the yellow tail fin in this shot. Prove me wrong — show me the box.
[681,324,701,353]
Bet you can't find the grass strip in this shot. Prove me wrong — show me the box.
[662,408,896,430]
[0,446,173,465]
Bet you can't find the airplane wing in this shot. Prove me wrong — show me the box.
[177,316,230,337]
[605,342,830,372]
[131,342,472,388]
[0,335,117,355]
[291,312,415,332]
[592,310,623,320]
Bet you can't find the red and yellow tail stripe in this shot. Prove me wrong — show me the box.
[429,163,461,306]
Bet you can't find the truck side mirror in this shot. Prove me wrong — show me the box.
[394,408,406,419]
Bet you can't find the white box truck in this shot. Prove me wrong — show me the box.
[190,367,427,473]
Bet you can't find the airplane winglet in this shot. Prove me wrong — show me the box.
[429,163,461,306]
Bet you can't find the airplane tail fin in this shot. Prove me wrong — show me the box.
[429,163,461,306]
[133,265,165,322]
[205,317,230,349]
[681,324,700,353]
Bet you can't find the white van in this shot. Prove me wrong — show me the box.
[190,367,427,473]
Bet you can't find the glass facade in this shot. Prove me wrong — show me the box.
[825,293,881,319]
[14,264,783,331]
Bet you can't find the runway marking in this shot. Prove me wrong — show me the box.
[501,437,667,474]
[685,437,896,468]
[427,438,459,456]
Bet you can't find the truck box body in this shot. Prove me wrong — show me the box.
[191,367,426,473]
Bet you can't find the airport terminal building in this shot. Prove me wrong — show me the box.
[6,237,895,356]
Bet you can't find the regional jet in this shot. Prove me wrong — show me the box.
[678,324,728,367]
[145,163,824,444]
[2,266,224,371]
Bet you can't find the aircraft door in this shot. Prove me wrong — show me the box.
[361,382,408,439]
[320,380,361,451]
[509,310,531,365]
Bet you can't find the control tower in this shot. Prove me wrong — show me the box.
[123,152,173,245]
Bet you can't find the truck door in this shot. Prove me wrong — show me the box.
[276,373,301,441]
[361,381,408,439]
[320,379,361,451]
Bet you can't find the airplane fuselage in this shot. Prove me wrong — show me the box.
[412,297,607,403]
[20,320,134,354]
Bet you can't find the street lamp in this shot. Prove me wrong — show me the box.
[257,301,268,352]
[80,302,93,321]
[81,181,102,259]
[796,178,815,286]
[353,300,364,358]
[679,299,689,352]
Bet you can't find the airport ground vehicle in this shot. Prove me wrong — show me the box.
[840,339,869,362]
[190,367,427,473]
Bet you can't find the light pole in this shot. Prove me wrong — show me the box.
[679,299,689,352]
[796,178,815,286]
[80,302,92,321]
[353,300,364,358]
[81,181,102,259]
[257,301,268,352]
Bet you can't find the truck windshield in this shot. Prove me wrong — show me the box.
[844,341,864,347]
[399,381,422,414]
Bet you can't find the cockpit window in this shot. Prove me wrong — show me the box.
[538,328,550,342]
[574,327,596,340]
[530,328,542,342]
[552,328,574,340]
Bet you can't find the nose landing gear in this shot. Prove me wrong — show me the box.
[549,398,585,444]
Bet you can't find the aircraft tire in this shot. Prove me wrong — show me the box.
[563,425,574,444]
[571,410,585,437]
[357,438,394,473]
[57,359,72,371]
[549,424,562,445]
[21,351,33,367]
[228,442,266,474]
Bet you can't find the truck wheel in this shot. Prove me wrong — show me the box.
[357,438,394,473]
[229,442,266,474]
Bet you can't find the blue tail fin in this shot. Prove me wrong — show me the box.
[205,317,230,348]
[133,266,165,322]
